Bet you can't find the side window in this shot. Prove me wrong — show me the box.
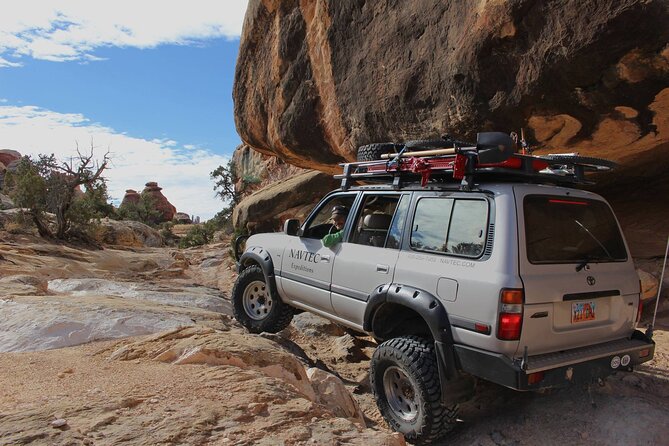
[350,195,400,247]
[386,195,410,249]
[302,195,356,239]
[410,198,454,251]
[410,198,488,258]
[446,200,488,257]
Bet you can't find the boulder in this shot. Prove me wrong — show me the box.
[232,144,307,199]
[291,312,346,337]
[233,0,669,256]
[306,367,365,424]
[232,170,338,230]
[235,1,669,170]
[0,193,13,210]
[0,275,48,296]
[638,269,659,302]
[141,182,177,223]
[173,212,192,224]
[94,218,163,248]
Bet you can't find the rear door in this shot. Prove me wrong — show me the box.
[330,193,410,327]
[515,186,639,355]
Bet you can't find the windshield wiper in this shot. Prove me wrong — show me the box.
[575,254,614,272]
[573,219,613,257]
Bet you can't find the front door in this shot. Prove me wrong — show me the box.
[279,193,357,313]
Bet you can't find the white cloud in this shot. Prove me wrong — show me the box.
[0,105,229,220]
[0,0,248,65]
[0,57,22,68]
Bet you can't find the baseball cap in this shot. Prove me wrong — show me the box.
[331,205,349,217]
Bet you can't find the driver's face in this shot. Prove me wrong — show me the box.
[333,214,346,230]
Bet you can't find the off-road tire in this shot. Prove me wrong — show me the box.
[370,336,458,444]
[356,143,400,161]
[543,155,618,170]
[232,265,293,334]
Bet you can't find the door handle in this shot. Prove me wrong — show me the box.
[376,264,389,273]
[320,255,331,263]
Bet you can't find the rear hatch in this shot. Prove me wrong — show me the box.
[514,186,639,356]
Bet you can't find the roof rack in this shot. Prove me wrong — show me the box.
[335,147,617,192]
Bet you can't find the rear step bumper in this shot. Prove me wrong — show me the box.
[454,330,655,391]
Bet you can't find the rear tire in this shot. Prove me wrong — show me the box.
[370,336,458,444]
[356,143,400,161]
[232,265,293,333]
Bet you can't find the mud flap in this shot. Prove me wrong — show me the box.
[435,340,476,404]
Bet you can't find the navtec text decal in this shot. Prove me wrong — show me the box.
[289,249,321,263]
[289,249,321,274]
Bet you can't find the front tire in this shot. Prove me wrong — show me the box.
[370,336,457,444]
[232,265,293,333]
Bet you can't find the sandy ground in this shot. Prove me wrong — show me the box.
[1,232,668,445]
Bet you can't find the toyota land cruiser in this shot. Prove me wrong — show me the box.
[231,133,655,444]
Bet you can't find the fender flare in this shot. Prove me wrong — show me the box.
[363,283,454,345]
[364,283,474,404]
[238,246,279,298]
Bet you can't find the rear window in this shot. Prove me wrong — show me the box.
[524,195,627,264]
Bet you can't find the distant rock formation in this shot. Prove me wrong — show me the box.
[0,150,21,169]
[142,182,176,222]
[120,189,140,208]
[0,149,22,190]
[119,183,178,224]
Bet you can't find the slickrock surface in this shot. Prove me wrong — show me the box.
[1,231,668,445]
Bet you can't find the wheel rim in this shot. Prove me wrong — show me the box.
[242,280,272,320]
[383,366,419,422]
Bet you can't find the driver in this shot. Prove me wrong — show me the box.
[322,205,349,248]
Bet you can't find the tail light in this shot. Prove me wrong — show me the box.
[498,288,524,340]
[636,298,643,325]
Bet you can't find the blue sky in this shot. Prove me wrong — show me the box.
[0,1,249,219]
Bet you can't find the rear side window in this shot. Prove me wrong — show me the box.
[410,198,488,258]
[524,195,627,264]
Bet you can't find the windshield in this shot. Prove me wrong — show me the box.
[523,195,627,264]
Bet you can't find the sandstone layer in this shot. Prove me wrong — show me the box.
[234,0,669,253]
[235,0,669,170]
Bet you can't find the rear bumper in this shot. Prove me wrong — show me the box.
[454,330,655,391]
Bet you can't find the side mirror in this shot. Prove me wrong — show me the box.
[284,219,301,236]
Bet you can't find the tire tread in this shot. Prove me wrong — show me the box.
[370,336,458,444]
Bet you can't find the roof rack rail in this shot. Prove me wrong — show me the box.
[335,152,617,191]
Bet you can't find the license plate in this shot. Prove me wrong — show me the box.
[572,301,596,323]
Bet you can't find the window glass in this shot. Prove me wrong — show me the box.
[410,198,454,252]
[351,195,400,247]
[446,200,488,257]
[386,195,410,249]
[302,195,356,239]
[410,198,488,258]
[524,196,627,263]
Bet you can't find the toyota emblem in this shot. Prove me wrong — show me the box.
[587,276,596,286]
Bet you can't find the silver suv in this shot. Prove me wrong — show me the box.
[232,134,655,444]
